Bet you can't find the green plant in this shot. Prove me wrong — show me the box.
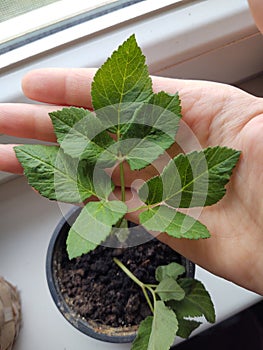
[14,35,240,349]
[114,259,215,350]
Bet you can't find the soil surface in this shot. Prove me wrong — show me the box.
[56,226,183,328]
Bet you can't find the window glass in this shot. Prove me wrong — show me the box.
[0,0,59,22]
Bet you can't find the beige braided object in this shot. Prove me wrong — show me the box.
[0,278,21,350]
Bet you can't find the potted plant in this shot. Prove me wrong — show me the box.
[46,205,196,345]
[14,35,240,349]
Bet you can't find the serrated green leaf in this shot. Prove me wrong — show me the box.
[14,145,95,202]
[139,175,163,204]
[65,226,94,261]
[123,91,181,141]
[170,278,216,323]
[50,107,116,166]
[155,277,185,302]
[104,138,168,171]
[177,317,201,339]
[139,146,241,208]
[155,262,186,282]
[131,316,153,350]
[148,300,178,350]
[91,34,153,134]
[49,107,91,144]
[124,140,164,170]
[120,92,182,169]
[139,205,211,239]
[66,200,127,259]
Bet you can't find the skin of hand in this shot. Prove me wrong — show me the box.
[248,0,263,34]
[0,68,262,295]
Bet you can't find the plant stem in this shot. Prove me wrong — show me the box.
[146,285,157,312]
[119,160,126,203]
[142,287,155,315]
[127,202,162,214]
[113,257,155,314]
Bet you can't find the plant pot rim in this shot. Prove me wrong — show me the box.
[46,206,195,343]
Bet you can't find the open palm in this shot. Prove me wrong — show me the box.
[0,68,262,294]
[150,78,263,295]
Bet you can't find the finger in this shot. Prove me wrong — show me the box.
[0,103,58,142]
[21,68,257,149]
[21,69,229,147]
[0,145,23,174]
[22,68,206,111]
[22,68,97,108]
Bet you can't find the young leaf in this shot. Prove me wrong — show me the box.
[155,262,185,282]
[131,316,153,350]
[14,145,95,202]
[49,107,91,144]
[120,92,182,170]
[139,146,241,208]
[139,205,211,239]
[65,223,96,262]
[91,34,153,133]
[147,300,178,350]
[66,200,127,259]
[155,277,185,302]
[123,92,181,141]
[87,90,182,171]
[105,138,168,171]
[176,317,202,339]
[50,107,116,166]
[139,175,163,205]
[170,278,216,323]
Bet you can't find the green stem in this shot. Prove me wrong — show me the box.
[127,204,149,213]
[127,202,163,214]
[146,285,157,311]
[113,257,155,314]
[119,160,126,203]
[142,286,155,315]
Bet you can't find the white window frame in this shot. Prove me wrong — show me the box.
[0,0,188,69]
[0,0,123,45]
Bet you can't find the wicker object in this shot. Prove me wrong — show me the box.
[0,278,21,350]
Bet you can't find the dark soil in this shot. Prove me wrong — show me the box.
[56,225,184,329]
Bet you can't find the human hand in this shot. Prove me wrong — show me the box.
[248,0,263,34]
[0,68,262,295]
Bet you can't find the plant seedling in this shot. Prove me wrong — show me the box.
[14,34,240,349]
[114,259,215,350]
